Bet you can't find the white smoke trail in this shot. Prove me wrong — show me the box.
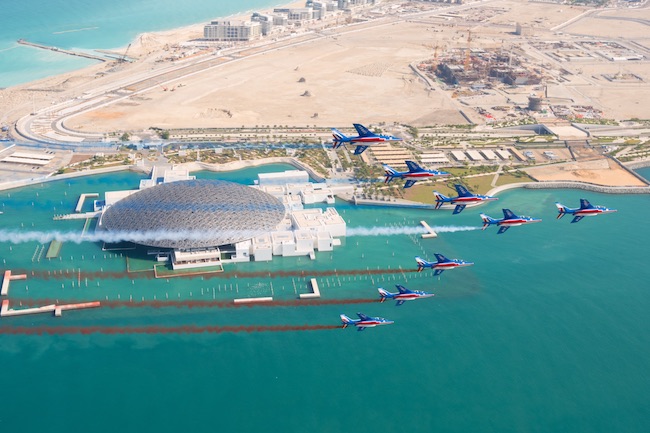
[0,225,480,245]
[0,229,262,245]
[346,225,480,237]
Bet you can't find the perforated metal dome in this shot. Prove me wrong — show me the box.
[100,179,286,249]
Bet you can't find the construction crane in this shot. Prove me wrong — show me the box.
[119,43,131,63]
[464,30,472,71]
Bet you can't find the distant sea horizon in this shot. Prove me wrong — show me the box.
[0,0,287,88]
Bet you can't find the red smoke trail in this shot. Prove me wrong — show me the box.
[0,324,341,335]
[11,298,378,309]
[15,267,416,281]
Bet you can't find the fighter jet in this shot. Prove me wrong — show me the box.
[331,123,402,155]
[340,312,394,331]
[555,198,617,223]
[378,284,434,306]
[434,184,498,214]
[415,253,474,276]
[480,208,542,234]
[383,160,450,188]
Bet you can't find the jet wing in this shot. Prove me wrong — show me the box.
[353,145,369,155]
[396,300,405,306]
[353,124,372,136]
[497,226,510,234]
[404,180,417,188]
[452,204,467,214]
[357,326,366,331]
[405,160,421,172]
[571,215,584,223]
[433,269,445,276]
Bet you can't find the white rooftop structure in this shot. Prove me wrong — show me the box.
[1,151,55,166]
[480,149,498,161]
[291,208,345,237]
[420,152,449,164]
[466,150,484,161]
[495,149,512,160]
[451,150,467,161]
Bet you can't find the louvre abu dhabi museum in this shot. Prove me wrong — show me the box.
[96,171,346,270]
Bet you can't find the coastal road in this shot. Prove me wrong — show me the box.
[14,15,407,144]
[14,0,501,145]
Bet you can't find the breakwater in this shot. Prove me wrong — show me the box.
[523,181,650,194]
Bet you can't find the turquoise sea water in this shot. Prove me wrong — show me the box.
[0,166,649,433]
[0,0,279,88]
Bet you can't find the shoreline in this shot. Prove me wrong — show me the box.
[1,157,648,198]
[0,0,304,92]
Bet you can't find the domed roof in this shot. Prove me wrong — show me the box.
[100,179,286,249]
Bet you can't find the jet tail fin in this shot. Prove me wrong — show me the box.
[433,192,449,209]
[378,288,392,302]
[480,213,496,230]
[383,164,397,183]
[331,128,348,149]
[555,202,568,220]
[415,256,429,272]
[340,314,353,328]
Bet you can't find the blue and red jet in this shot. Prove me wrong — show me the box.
[331,123,402,155]
[415,253,474,276]
[434,184,498,214]
[340,312,394,331]
[383,160,449,188]
[378,284,434,306]
[480,208,542,234]
[555,198,617,223]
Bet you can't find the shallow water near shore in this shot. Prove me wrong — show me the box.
[0,165,648,432]
[1,0,279,88]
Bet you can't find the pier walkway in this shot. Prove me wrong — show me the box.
[300,278,321,299]
[75,193,99,213]
[1,299,101,318]
[17,39,108,62]
[1,270,27,296]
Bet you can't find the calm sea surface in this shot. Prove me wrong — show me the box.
[0,165,648,433]
[0,0,279,88]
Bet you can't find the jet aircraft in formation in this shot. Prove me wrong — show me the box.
[415,253,474,276]
[383,160,449,188]
[331,123,401,155]
[340,312,394,331]
[555,198,617,223]
[434,184,498,214]
[378,284,434,306]
[480,208,542,234]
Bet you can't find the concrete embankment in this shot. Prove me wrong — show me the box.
[486,181,650,196]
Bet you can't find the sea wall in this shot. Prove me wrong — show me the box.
[0,165,147,192]
[624,159,650,170]
[523,182,650,194]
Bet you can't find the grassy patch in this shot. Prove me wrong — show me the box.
[495,173,532,186]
